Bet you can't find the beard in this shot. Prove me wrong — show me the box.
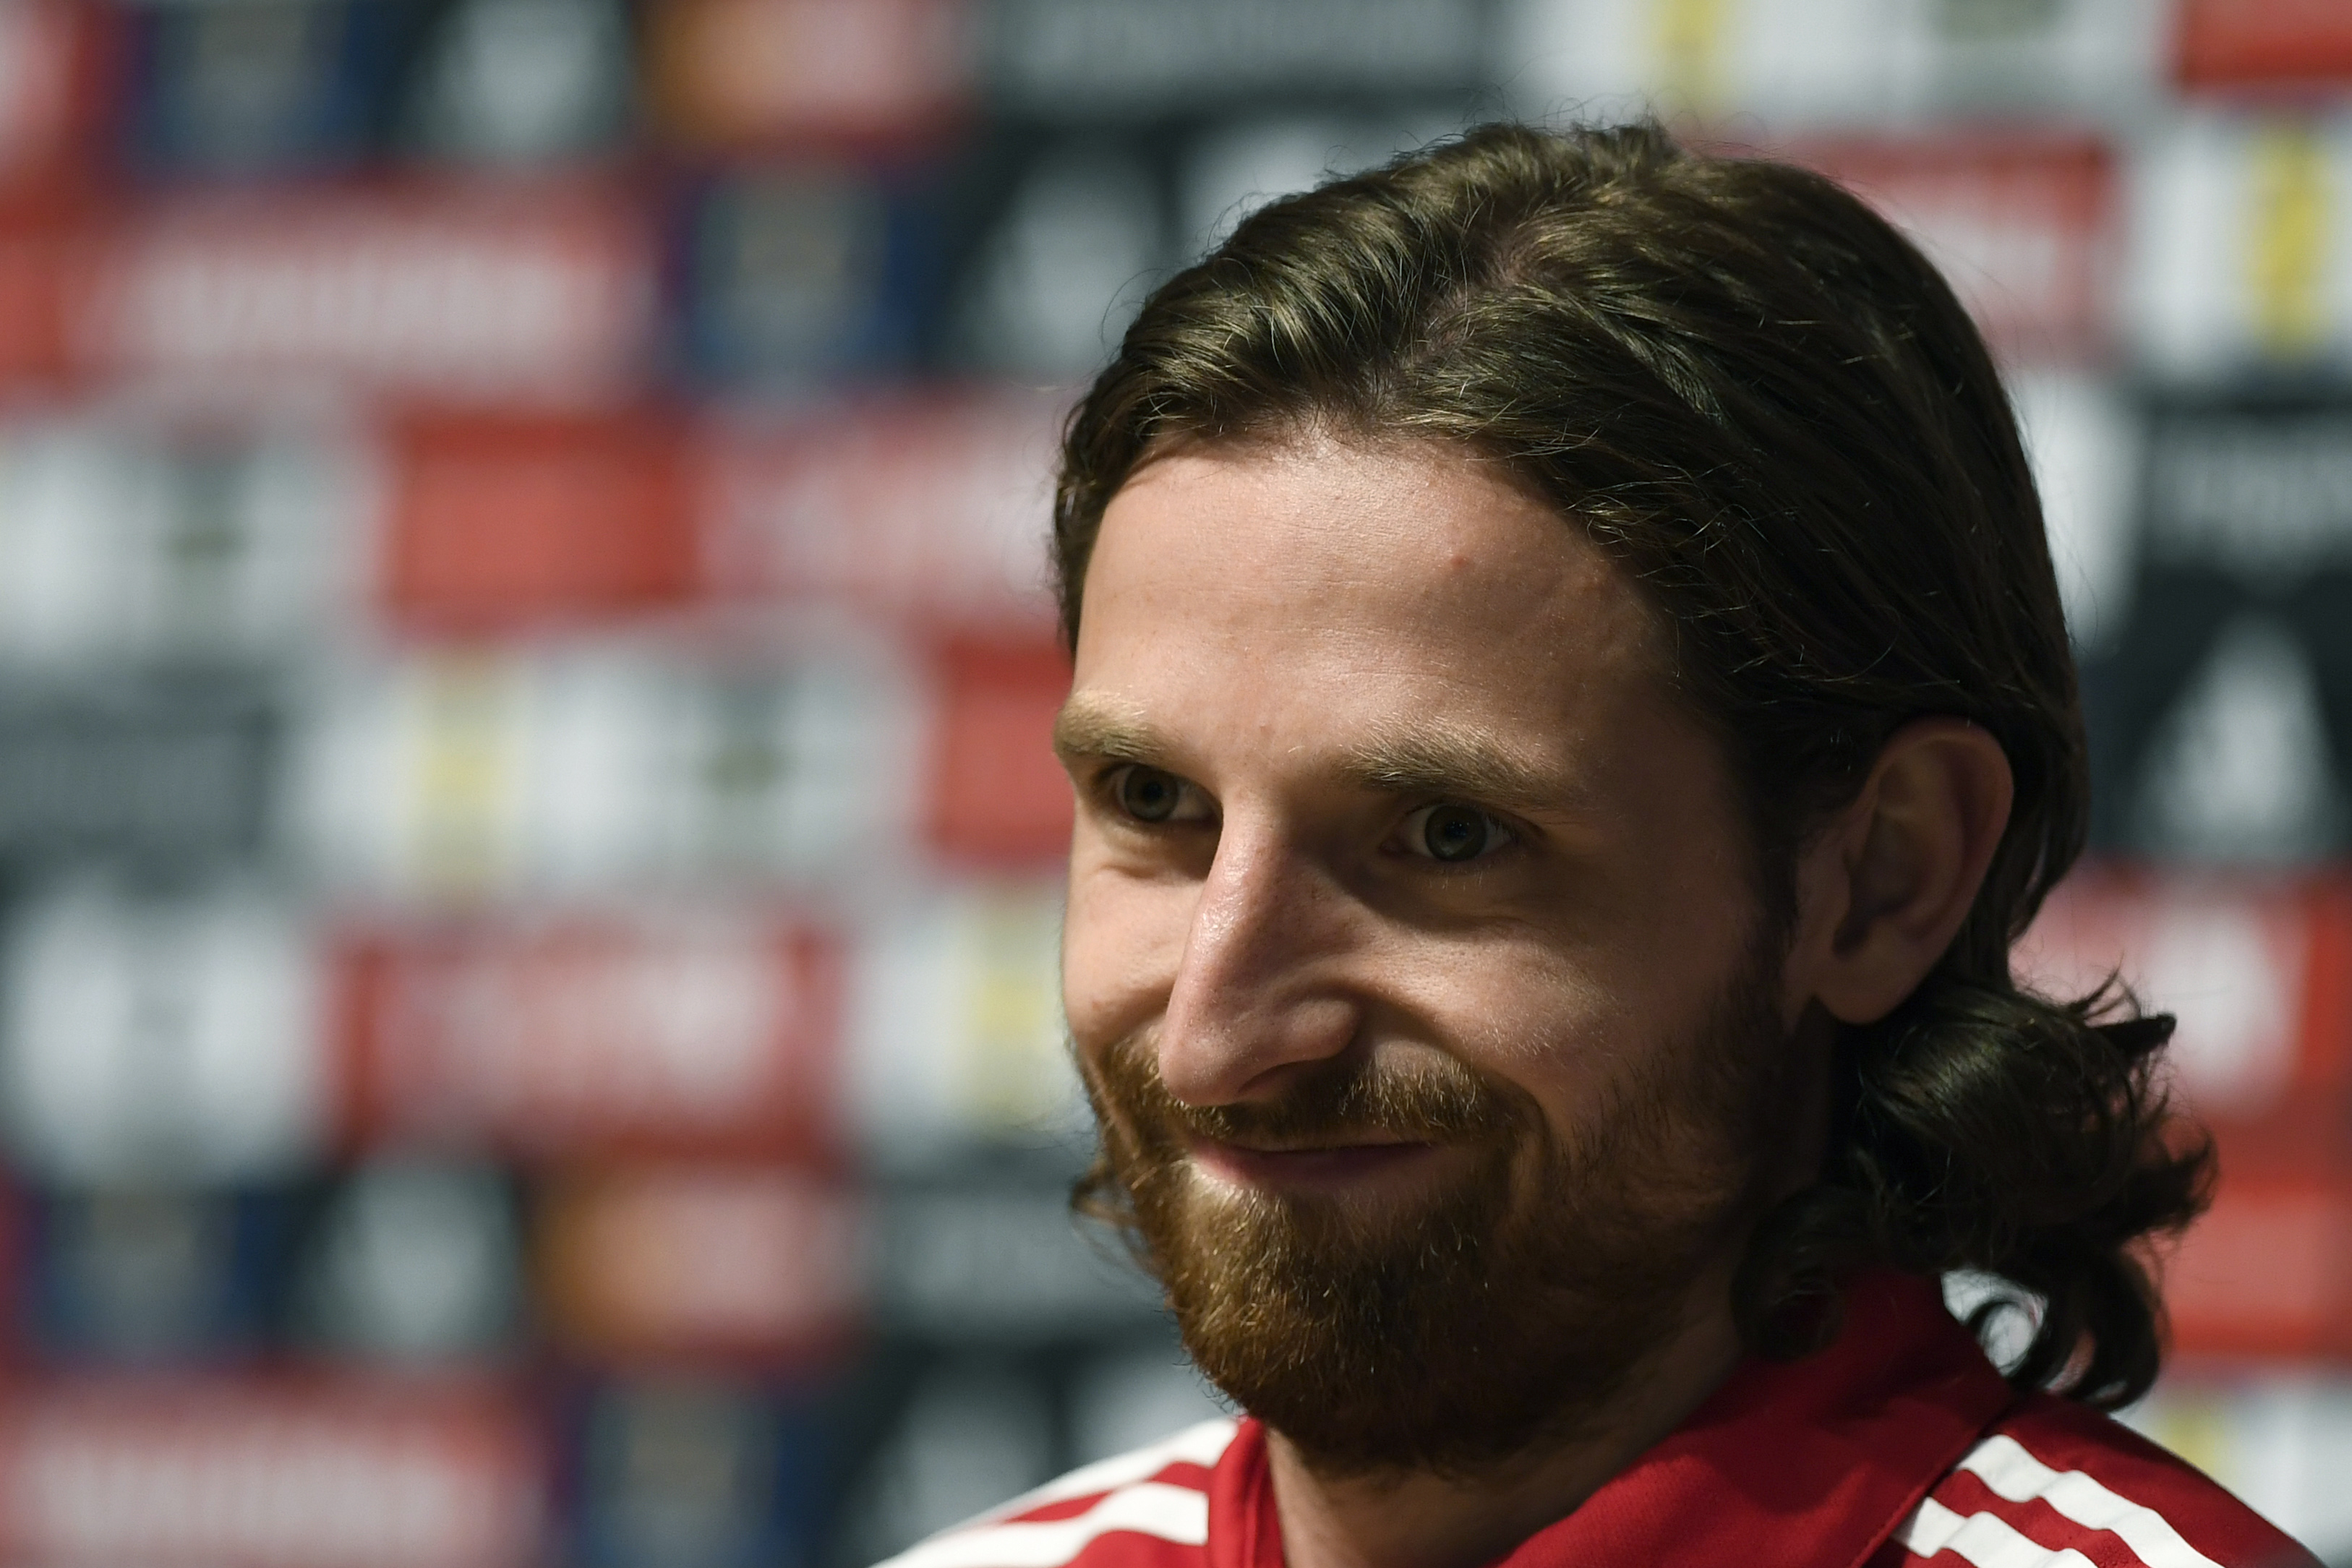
[1074,942,1789,1479]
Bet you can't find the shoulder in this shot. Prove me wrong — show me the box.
[871,1418,1245,1568]
[1874,1394,2319,1568]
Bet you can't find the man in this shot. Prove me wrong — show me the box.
[885,123,2314,1568]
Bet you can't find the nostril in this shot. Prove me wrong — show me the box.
[1155,992,1363,1110]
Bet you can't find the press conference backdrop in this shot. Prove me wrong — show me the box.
[0,1,2345,1564]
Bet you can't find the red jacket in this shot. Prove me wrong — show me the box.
[881,1274,2317,1568]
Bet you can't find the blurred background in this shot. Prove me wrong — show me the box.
[0,0,2346,1563]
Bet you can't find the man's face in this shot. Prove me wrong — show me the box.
[1056,437,1791,1474]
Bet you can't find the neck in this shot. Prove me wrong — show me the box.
[1262,1277,1745,1568]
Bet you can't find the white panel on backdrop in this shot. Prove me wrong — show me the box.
[1182,119,1368,258]
[684,651,923,886]
[294,651,534,900]
[0,880,326,1182]
[2009,370,2140,651]
[1503,0,2161,130]
[2132,113,2352,384]
[1179,113,1462,258]
[400,0,630,165]
[1902,0,2163,121]
[0,413,378,666]
[1505,0,1905,128]
[2127,1375,2352,1564]
[292,641,921,901]
[846,881,1085,1168]
[953,148,1164,377]
[0,424,176,664]
[516,645,675,894]
[294,1160,521,1363]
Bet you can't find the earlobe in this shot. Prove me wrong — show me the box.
[1797,719,2014,1027]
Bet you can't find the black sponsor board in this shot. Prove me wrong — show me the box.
[2085,393,2352,862]
[0,675,281,871]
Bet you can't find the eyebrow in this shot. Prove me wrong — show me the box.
[1052,695,1170,766]
[1055,695,1581,816]
[1344,720,1578,815]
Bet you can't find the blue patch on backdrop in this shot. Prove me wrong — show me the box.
[672,164,941,389]
[120,0,422,176]
[23,1186,297,1363]
[566,1376,838,1568]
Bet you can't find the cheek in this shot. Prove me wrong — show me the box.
[1402,920,1739,1141]
[1061,862,1196,1052]
[1406,940,1631,1100]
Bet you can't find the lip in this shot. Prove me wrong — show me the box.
[1186,1135,1455,1192]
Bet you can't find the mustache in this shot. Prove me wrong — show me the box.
[1087,1029,1526,1147]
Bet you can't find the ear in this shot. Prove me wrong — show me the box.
[1784,718,2015,1027]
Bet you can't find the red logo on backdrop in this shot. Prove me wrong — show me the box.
[336,917,846,1163]
[2019,867,2352,1361]
[59,181,658,403]
[2176,0,2352,89]
[2019,867,2352,1167]
[0,1376,546,1568]
[699,391,1063,632]
[0,190,87,383]
[1793,134,2116,364]
[382,411,698,632]
[2162,1172,2352,1360]
[0,0,115,194]
[925,638,1075,866]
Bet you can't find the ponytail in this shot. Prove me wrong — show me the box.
[1734,972,2214,1408]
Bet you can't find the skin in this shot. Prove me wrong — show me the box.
[1056,435,2013,1568]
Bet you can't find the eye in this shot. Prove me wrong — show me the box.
[1402,802,1512,863]
[1108,764,1199,824]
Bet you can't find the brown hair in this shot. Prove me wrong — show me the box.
[1053,121,2210,1409]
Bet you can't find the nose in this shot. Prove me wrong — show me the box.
[1155,817,1361,1107]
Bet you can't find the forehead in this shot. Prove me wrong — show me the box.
[1071,438,1667,766]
